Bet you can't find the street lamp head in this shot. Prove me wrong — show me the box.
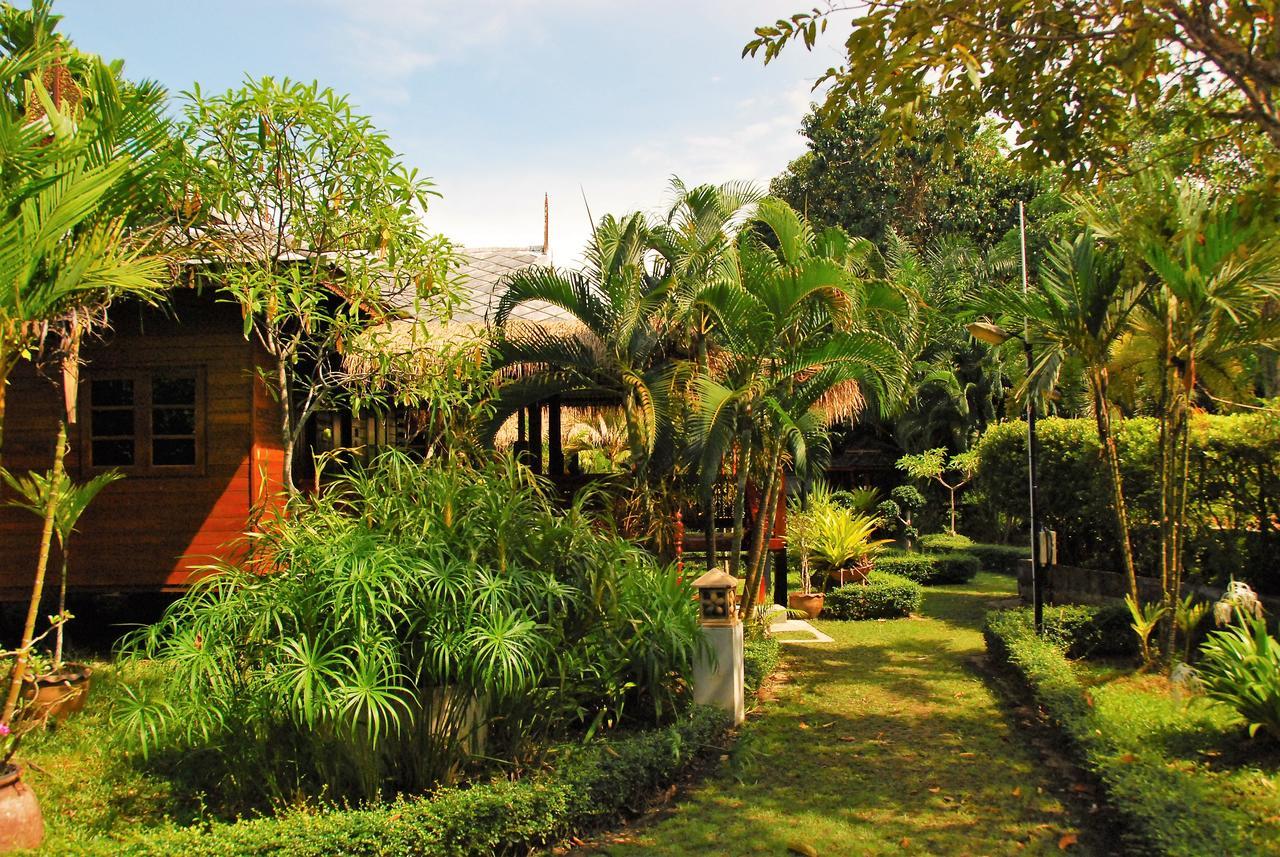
[966,321,1013,346]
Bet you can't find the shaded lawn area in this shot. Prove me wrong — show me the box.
[581,573,1106,856]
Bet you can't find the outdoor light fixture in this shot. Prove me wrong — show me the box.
[693,569,739,626]
[964,321,1013,347]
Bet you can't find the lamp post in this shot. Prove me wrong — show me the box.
[966,321,1044,634]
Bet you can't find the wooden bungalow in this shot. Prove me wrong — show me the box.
[0,284,287,600]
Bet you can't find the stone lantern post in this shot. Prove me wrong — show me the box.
[692,569,744,725]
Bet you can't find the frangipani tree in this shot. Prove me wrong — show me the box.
[182,77,454,495]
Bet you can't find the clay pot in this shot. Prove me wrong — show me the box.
[0,765,44,852]
[22,663,93,723]
[788,592,825,619]
[826,560,872,588]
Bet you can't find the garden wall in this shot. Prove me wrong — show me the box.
[1016,561,1280,614]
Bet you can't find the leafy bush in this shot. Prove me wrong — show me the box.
[995,604,1137,659]
[974,415,1280,590]
[875,551,979,585]
[1198,615,1280,740]
[918,533,974,552]
[744,635,781,696]
[964,543,1030,575]
[822,572,921,620]
[86,707,730,857]
[114,451,704,804]
[985,611,1272,856]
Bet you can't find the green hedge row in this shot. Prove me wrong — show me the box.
[79,708,731,857]
[985,611,1272,856]
[876,550,980,585]
[744,635,781,696]
[974,415,1280,588]
[823,571,921,620]
[918,533,1030,575]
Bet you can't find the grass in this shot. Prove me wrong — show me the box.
[581,573,1109,855]
[15,660,222,854]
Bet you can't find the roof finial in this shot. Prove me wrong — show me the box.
[542,192,549,256]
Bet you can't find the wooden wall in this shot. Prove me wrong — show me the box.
[0,289,283,600]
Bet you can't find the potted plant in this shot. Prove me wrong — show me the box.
[809,507,892,590]
[0,685,44,851]
[787,498,824,619]
[4,467,121,723]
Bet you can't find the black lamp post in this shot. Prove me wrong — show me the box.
[966,321,1044,634]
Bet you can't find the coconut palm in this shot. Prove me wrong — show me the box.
[688,199,907,614]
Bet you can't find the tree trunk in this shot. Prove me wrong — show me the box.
[1,420,68,724]
[704,493,717,570]
[948,485,957,535]
[727,430,751,579]
[53,549,69,672]
[277,355,296,497]
[1091,369,1140,604]
[741,450,782,618]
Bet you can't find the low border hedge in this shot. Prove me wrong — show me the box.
[985,610,1272,856]
[875,551,979,585]
[918,534,1030,575]
[84,707,732,857]
[744,634,781,696]
[823,571,921,620]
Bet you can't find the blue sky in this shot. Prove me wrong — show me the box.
[57,1,844,264]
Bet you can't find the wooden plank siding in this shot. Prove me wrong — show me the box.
[0,289,283,600]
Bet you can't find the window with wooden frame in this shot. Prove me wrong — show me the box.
[82,368,205,476]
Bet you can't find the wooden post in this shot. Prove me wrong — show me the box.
[516,407,527,465]
[548,394,563,477]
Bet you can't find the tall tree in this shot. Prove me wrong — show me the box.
[772,99,1033,249]
[182,77,453,495]
[747,1,1280,178]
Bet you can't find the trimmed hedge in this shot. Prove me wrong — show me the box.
[975,415,1280,589]
[823,571,921,620]
[82,708,731,857]
[875,550,980,585]
[985,610,1274,856]
[994,604,1137,659]
[919,533,1030,575]
[744,634,781,696]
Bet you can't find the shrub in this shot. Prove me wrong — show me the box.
[875,551,979,585]
[985,611,1270,856]
[744,635,781,696]
[88,707,731,857]
[995,604,1137,659]
[822,572,921,620]
[965,543,1030,575]
[974,415,1280,590]
[918,533,974,552]
[113,451,704,804]
[1197,615,1280,740]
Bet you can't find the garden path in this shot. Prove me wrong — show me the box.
[575,572,1110,856]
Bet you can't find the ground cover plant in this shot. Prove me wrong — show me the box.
[114,450,704,806]
[986,608,1280,855]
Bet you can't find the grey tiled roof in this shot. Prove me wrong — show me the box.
[454,247,571,327]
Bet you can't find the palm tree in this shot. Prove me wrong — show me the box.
[488,212,679,538]
[1119,181,1280,657]
[689,199,907,614]
[983,229,1148,605]
[0,36,171,723]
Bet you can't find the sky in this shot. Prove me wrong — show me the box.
[57,0,846,265]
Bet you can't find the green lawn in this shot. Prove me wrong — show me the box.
[581,573,1107,856]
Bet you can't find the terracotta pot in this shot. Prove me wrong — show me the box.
[0,765,44,852]
[788,592,825,619]
[827,560,872,588]
[22,663,93,723]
